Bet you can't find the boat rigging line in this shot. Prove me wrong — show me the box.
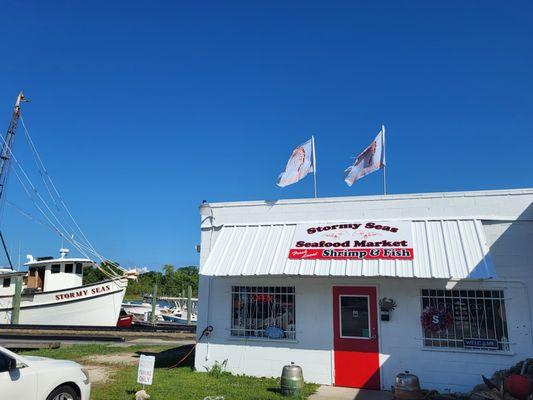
[0,133,98,265]
[0,92,128,281]
[3,135,126,282]
[20,115,100,258]
[0,231,14,269]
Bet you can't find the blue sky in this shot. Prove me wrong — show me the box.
[0,1,531,269]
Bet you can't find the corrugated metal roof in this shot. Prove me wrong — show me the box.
[200,220,496,279]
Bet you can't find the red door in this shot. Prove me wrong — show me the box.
[333,286,380,389]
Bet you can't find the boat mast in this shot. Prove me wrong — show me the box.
[0,92,26,201]
[0,92,27,269]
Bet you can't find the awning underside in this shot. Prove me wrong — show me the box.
[200,220,496,279]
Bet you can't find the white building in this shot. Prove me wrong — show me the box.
[194,188,533,392]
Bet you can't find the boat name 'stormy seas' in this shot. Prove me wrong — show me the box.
[55,284,112,301]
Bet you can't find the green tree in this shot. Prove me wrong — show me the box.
[174,266,199,297]
[83,262,124,284]
[83,263,198,299]
[161,264,177,295]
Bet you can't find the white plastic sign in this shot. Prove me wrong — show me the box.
[137,354,155,385]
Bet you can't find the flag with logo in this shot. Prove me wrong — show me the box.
[344,126,385,187]
[277,138,315,187]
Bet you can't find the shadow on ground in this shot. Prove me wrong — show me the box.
[135,344,195,368]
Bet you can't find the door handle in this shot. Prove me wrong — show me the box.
[370,335,376,339]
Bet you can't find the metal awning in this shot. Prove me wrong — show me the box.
[200,220,496,279]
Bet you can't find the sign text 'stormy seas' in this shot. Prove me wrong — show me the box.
[288,221,414,260]
[55,284,112,301]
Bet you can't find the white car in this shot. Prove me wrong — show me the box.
[0,345,91,400]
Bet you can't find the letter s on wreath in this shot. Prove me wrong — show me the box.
[421,306,453,333]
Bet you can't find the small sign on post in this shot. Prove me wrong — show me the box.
[137,354,156,386]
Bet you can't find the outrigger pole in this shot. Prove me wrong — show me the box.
[0,92,27,269]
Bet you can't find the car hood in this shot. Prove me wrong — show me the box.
[24,356,49,361]
[23,355,80,368]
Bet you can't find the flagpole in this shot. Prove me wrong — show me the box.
[312,135,317,198]
[383,165,387,195]
[382,125,387,195]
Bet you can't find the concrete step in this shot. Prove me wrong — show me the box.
[309,386,394,400]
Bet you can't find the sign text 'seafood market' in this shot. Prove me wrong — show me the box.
[288,221,414,260]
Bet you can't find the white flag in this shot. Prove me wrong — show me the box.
[344,127,385,187]
[277,138,314,187]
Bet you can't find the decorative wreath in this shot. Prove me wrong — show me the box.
[421,306,453,333]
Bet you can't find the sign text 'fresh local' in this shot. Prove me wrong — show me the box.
[288,221,414,260]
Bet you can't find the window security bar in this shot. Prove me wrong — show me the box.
[420,289,510,352]
[231,286,296,340]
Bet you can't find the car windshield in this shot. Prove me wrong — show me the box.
[0,351,12,371]
[0,347,25,365]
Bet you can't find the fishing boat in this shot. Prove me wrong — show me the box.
[0,250,127,326]
[161,312,197,324]
[159,296,198,324]
[0,92,132,326]
[121,300,164,323]
[122,296,198,324]
[116,309,134,328]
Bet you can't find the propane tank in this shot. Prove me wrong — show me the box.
[393,371,424,400]
[281,362,304,397]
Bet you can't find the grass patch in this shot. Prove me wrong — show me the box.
[16,344,318,399]
[91,365,317,400]
[18,344,172,362]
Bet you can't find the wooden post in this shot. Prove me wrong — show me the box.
[150,283,157,325]
[187,285,192,325]
[11,276,22,325]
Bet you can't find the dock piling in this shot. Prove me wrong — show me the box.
[187,285,192,325]
[10,276,22,325]
[151,283,158,325]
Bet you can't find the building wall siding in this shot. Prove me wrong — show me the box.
[196,191,533,392]
[196,274,532,391]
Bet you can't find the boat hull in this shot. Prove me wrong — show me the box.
[0,278,127,326]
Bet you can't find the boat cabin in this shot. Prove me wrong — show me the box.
[25,249,93,292]
[0,269,27,296]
